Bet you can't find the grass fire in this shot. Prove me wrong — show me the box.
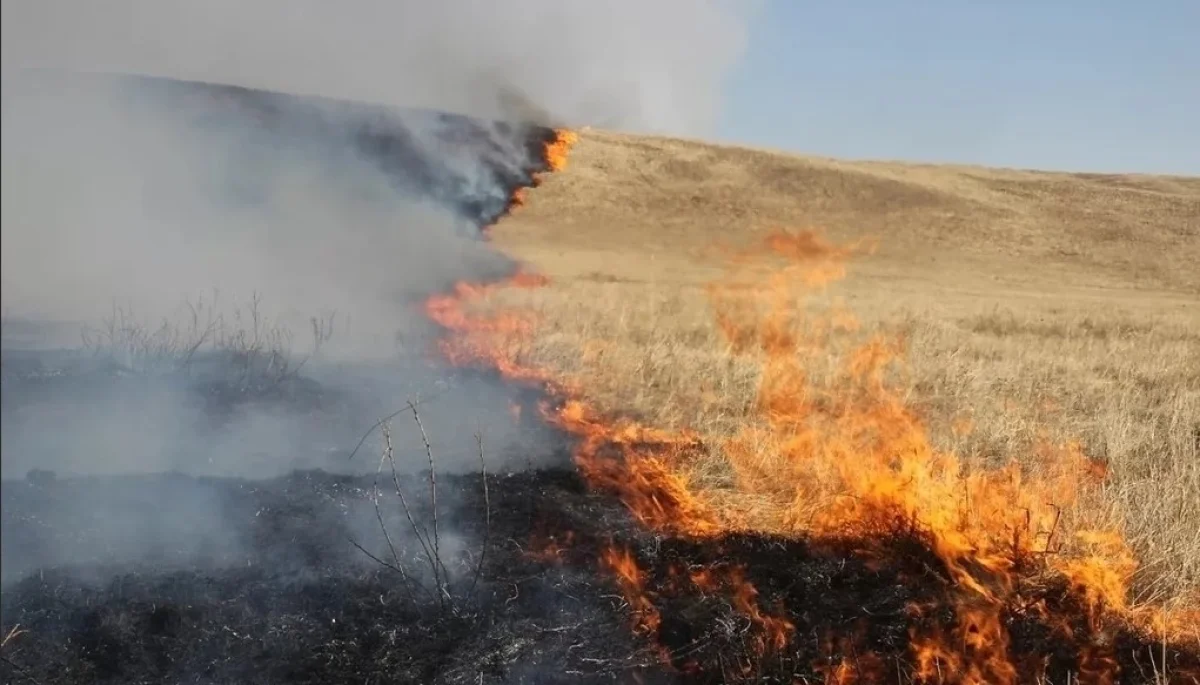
[425,134,1200,682]
[3,67,1199,685]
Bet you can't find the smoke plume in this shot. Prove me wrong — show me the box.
[0,1,753,584]
[2,0,755,135]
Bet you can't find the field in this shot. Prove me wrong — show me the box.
[472,129,1200,611]
[4,89,1199,682]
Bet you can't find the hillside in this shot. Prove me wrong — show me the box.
[4,113,1199,683]
[470,129,1200,611]
[499,129,1200,305]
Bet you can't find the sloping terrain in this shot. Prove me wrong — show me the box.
[3,95,1198,684]
[480,130,1200,606]
[498,129,1200,297]
[431,129,1200,681]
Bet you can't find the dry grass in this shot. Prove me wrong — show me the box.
[481,129,1200,609]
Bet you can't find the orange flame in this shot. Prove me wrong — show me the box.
[725,567,795,654]
[510,186,528,209]
[816,630,887,684]
[706,229,1169,677]
[420,125,1192,678]
[601,545,663,638]
[526,530,576,565]
[423,269,553,383]
[549,399,721,536]
[544,129,579,173]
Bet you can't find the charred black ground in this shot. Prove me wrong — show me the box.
[4,465,1198,684]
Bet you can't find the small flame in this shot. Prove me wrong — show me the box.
[510,186,528,209]
[724,567,795,654]
[601,545,663,638]
[526,530,576,565]
[549,399,721,537]
[423,269,553,383]
[816,630,887,684]
[544,129,579,172]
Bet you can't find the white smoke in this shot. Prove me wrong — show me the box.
[2,0,757,136]
[0,0,757,576]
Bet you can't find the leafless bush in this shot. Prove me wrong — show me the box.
[79,291,336,391]
[350,400,492,619]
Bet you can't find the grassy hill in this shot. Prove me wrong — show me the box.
[480,129,1200,608]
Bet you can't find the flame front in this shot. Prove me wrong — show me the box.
[422,129,1197,681]
[544,129,579,173]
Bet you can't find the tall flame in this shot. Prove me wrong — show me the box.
[544,129,579,173]
[422,129,1197,680]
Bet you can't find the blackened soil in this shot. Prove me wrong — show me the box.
[1,468,668,684]
[3,468,1197,684]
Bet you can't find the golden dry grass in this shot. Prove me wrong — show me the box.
[483,129,1200,609]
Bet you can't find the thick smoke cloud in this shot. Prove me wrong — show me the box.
[2,0,756,337]
[0,70,557,576]
[1,71,545,482]
[1,72,511,337]
[0,1,754,581]
[2,0,755,135]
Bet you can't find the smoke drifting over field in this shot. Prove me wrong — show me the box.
[1,71,551,481]
[2,0,755,135]
[0,72,574,600]
[1,3,753,592]
[1,0,757,479]
[0,5,768,681]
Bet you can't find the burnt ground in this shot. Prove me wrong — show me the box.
[0,467,665,685]
[3,463,1198,685]
[1,347,1198,685]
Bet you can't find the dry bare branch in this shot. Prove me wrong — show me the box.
[468,432,491,600]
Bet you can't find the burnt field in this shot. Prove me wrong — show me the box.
[2,340,1197,682]
[4,455,1198,684]
[0,462,659,684]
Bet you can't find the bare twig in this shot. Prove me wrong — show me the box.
[347,407,411,462]
[310,311,336,357]
[0,655,40,684]
[77,292,317,391]
[0,625,39,684]
[344,393,451,462]
[381,422,447,614]
[349,536,402,577]
[1,625,26,650]
[408,400,451,600]
[350,402,495,618]
[468,433,491,600]
[365,428,421,604]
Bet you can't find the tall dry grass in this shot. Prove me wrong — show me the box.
[470,272,1200,611]
[479,126,1200,621]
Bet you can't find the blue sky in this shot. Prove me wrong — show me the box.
[717,2,1199,174]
